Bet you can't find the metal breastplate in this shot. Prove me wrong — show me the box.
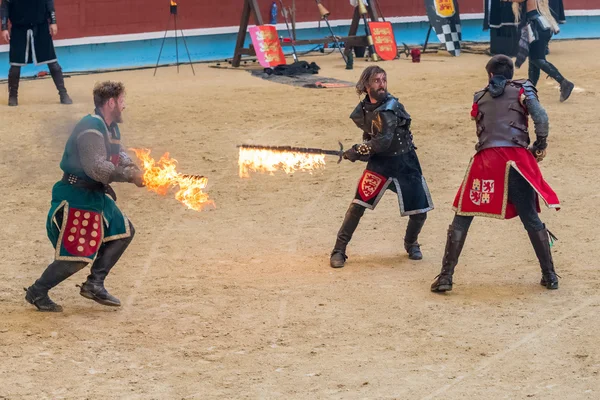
[474,83,530,152]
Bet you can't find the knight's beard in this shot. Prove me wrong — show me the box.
[369,88,387,102]
[112,109,123,123]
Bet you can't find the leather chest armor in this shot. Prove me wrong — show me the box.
[472,80,531,152]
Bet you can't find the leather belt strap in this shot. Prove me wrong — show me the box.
[61,173,104,191]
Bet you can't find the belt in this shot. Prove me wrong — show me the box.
[61,173,105,191]
[379,144,415,156]
[62,173,118,201]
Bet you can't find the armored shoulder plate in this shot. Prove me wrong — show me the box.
[376,95,411,121]
[473,88,487,104]
[349,102,365,129]
[511,78,539,102]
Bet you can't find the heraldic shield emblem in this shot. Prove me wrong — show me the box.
[469,178,495,206]
[248,25,286,68]
[424,0,462,56]
[358,170,386,202]
[368,21,397,61]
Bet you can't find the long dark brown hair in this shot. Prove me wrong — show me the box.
[355,65,386,96]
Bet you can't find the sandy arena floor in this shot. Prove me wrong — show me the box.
[0,40,599,399]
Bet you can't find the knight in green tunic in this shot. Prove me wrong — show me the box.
[25,81,144,312]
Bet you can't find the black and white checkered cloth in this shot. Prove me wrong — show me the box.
[436,23,462,56]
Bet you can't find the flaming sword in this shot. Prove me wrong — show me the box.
[238,142,345,163]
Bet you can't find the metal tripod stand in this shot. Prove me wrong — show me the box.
[154,1,195,76]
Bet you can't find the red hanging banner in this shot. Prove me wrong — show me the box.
[367,22,397,61]
[249,25,286,68]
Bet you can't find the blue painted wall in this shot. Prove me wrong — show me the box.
[0,15,598,80]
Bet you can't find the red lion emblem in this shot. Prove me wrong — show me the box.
[358,170,386,202]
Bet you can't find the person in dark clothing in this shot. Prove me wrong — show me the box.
[1,0,72,106]
[330,66,434,269]
[507,0,574,102]
[431,55,561,293]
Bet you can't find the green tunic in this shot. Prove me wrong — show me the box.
[46,113,131,263]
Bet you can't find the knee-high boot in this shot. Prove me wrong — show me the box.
[7,66,20,106]
[404,213,427,260]
[527,225,559,289]
[24,260,88,312]
[48,62,73,104]
[430,225,468,292]
[330,203,365,268]
[79,223,135,306]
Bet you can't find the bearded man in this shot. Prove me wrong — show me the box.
[25,81,145,312]
[329,66,434,269]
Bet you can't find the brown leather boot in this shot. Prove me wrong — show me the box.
[431,225,468,292]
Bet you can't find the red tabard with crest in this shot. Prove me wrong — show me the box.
[357,170,387,202]
[62,207,103,257]
[453,147,560,219]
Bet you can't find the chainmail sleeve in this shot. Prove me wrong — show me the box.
[76,132,116,184]
[118,145,139,169]
[77,133,140,184]
[524,97,549,149]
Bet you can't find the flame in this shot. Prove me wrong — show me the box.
[170,0,177,6]
[131,148,214,211]
[238,148,326,178]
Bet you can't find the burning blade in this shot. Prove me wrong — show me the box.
[238,142,344,161]
[237,142,344,178]
[131,148,215,211]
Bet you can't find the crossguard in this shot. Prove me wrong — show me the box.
[337,141,344,164]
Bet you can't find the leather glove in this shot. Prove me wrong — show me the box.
[343,147,361,162]
[529,138,547,163]
[343,144,370,162]
[529,147,547,163]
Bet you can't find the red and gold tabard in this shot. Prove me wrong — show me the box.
[249,25,286,68]
[453,147,560,219]
[368,22,397,61]
[434,0,455,17]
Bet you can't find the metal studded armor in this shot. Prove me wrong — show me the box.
[349,94,415,158]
